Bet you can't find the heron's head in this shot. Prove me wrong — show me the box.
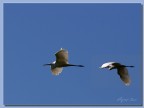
[99,66,104,69]
[44,61,56,66]
[99,64,107,69]
[99,66,113,70]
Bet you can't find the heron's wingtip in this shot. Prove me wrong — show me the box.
[52,73,60,76]
[125,83,130,86]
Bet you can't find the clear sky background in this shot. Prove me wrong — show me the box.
[4,3,142,105]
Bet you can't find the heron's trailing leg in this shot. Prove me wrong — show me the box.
[63,64,84,67]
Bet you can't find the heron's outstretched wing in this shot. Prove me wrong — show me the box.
[55,49,68,65]
[51,67,63,75]
[117,67,131,86]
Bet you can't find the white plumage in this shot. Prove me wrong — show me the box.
[100,62,134,86]
[44,48,84,75]
[100,62,115,70]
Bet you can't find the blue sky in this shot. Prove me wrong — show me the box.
[4,3,142,105]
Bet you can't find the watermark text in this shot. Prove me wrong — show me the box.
[117,97,136,103]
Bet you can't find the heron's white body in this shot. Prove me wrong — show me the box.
[100,62,115,69]
[44,48,83,76]
[50,48,67,75]
[100,62,131,86]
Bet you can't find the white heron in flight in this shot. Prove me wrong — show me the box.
[44,48,84,75]
[100,62,134,86]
